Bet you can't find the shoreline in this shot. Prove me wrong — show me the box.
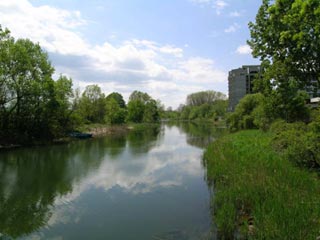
[0,124,132,151]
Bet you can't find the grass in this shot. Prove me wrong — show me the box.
[204,130,320,239]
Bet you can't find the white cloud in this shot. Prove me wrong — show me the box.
[0,0,228,108]
[190,0,228,15]
[174,57,227,84]
[0,0,88,55]
[236,44,252,55]
[215,0,228,8]
[229,11,242,17]
[224,23,240,33]
[213,0,228,15]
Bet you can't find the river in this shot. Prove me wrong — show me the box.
[0,122,224,240]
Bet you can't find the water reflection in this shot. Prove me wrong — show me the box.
[173,121,226,148]
[0,123,218,239]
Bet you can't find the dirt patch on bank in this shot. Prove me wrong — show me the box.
[87,125,132,137]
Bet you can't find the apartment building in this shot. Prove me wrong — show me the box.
[228,65,261,111]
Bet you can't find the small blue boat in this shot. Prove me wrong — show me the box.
[69,132,93,139]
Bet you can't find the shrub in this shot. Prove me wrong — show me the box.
[270,120,320,168]
[227,93,273,131]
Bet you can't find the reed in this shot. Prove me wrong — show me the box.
[204,130,320,239]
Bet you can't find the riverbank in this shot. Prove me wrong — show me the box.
[0,124,132,150]
[204,130,320,239]
[77,123,131,137]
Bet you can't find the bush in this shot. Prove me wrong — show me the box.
[227,93,273,131]
[271,120,320,168]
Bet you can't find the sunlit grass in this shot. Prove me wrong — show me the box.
[204,130,320,239]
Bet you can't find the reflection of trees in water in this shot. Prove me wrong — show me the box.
[0,126,163,238]
[0,139,108,238]
[127,124,163,155]
[175,122,226,148]
[0,147,73,238]
[99,133,127,158]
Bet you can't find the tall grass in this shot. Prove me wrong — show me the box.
[204,130,320,239]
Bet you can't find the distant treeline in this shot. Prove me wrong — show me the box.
[163,90,228,121]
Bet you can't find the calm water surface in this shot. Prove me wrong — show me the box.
[0,123,224,240]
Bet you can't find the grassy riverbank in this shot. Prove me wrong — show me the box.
[204,130,320,239]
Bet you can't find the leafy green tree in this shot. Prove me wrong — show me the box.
[143,99,160,123]
[178,91,227,121]
[105,92,126,108]
[129,90,151,102]
[127,99,145,123]
[50,75,74,136]
[78,84,106,123]
[249,0,320,86]
[180,105,191,120]
[227,93,270,131]
[248,0,319,122]
[127,91,161,123]
[186,90,226,106]
[0,26,56,142]
[105,98,126,124]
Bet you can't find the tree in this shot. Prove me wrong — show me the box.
[227,93,267,131]
[105,92,126,108]
[105,97,126,124]
[127,99,145,123]
[249,0,320,85]
[129,90,151,103]
[0,26,56,142]
[78,85,106,123]
[127,91,161,123]
[248,0,319,121]
[143,99,160,123]
[178,90,228,121]
[51,75,74,135]
[186,90,226,106]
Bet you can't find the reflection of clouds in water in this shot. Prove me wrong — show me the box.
[53,127,203,205]
[45,125,207,231]
[48,204,82,226]
[29,233,63,240]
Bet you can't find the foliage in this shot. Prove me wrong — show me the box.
[77,84,106,123]
[161,108,180,120]
[186,90,226,106]
[142,99,160,123]
[0,26,62,143]
[248,0,320,87]
[127,91,161,123]
[129,90,151,102]
[178,92,228,121]
[50,75,74,137]
[105,92,126,108]
[104,98,126,124]
[127,99,145,123]
[248,0,319,122]
[271,119,320,168]
[227,93,273,131]
[204,130,320,239]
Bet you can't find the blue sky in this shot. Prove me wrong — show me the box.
[0,0,261,108]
